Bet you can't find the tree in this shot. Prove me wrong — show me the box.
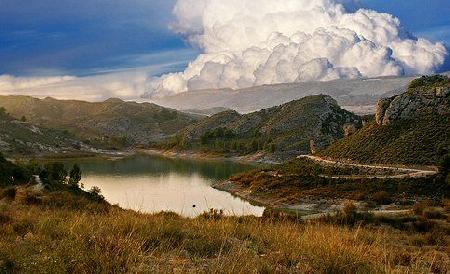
[45,163,67,184]
[69,164,82,188]
[39,168,50,185]
[0,107,6,118]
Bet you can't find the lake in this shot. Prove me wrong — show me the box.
[66,154,265,217]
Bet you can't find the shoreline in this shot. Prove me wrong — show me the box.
[8,149,135,163]
[138,148,281,165]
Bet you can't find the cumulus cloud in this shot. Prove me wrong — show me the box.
[149,0,447,97]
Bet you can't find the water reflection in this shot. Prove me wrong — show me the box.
[66,154,265,217]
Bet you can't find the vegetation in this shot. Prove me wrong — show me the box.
[408,75,450,93]
[229,158,449,206]
[0,108,85,157]
[159,95,361,158]
[0,96,200,149]
[1,185,449,273]
[320,115,449,165]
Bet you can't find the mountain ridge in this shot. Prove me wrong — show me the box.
[0,95,200,149]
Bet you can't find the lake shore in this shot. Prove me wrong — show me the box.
[138,148,281,165]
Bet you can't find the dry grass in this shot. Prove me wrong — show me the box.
[1,190,449,273]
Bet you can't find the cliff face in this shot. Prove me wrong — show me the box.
[375,86,450,126]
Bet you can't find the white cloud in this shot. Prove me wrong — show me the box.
[0,69,157,101]
[0,50,198,101]
[148,0,447,97]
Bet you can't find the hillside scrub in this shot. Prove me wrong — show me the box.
[228,158,449,206]
[158,95,362,159]
[320,116,449,165]
[0,96,200,149]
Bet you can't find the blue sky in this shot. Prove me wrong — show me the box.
[1,0,449,76]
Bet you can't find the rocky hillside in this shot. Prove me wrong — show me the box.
[0,107,91,156]
[376,75,450,125]
[321,75,450,165]
[0,96,200,148]
[172,95,361,158]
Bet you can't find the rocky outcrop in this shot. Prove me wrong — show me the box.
[375,87,450,126]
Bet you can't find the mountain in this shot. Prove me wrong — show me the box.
[151,76,416,115]
[0,107,90,156]
[320,75,450,165]
[169,95,361,159]
[0,96,200,149]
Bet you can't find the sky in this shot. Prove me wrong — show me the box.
[0,0,449,100]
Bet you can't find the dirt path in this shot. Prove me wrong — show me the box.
[297,155,438,179]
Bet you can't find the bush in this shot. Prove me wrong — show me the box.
[89,186,105,202]
[422,208,445,220]
[0,187,16,200]
[372,191,392,205]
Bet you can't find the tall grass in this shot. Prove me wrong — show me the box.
[1,194,448,273]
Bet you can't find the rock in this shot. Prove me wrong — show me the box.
[375,88,450,126]
[375,98,393,125]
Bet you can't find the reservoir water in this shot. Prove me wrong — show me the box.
[67,154,265,217]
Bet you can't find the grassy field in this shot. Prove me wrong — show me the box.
[1,186,449,273]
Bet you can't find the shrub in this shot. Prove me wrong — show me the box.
[372,191,392,205]
[199,208,224,220]
[422,208,445,220]
[89,186,105,202]
[0,187,16,200]
[412,217,435,232]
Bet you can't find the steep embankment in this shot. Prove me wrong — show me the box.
[320,76,450,165]
[172,95,361,159]
[0,96,200,148]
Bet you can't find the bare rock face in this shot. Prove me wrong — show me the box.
[375,98,393,125]
[376,87,450,126]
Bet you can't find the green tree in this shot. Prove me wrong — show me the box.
[0,107,6,118]
[68,164,82,188]
[43,163,67,185]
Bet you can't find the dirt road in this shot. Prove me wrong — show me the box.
[297,155,438,179]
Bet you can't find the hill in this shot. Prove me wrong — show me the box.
[0,96,200,149]
[167,95,361,159]
[320,75,450,165]
[0,107,92,156]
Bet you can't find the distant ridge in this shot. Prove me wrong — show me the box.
[0,95,200,149]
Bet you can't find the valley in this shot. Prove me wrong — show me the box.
[1,75,449,273]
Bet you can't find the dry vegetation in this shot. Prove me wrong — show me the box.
[1,187,449,274]
[228,158,448,207]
